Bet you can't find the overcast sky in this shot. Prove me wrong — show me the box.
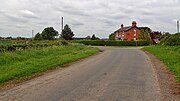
[0,0,179,38]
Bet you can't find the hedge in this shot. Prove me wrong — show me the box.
[163,33,180,46]
[71,40,150,46]
[0,40,68,52]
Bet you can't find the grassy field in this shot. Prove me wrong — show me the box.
[0,44,99,84]
[143,45,180,82]
[0,40,12,46]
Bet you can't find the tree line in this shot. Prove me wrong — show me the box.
[33,24,100,40]
[34,24,74,40]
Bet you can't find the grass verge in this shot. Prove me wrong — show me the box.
[0,45,99,84]
[142,45,180,82]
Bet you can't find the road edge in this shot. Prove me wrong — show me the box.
[142,50,180,101]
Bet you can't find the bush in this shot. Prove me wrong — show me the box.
[160,34,172,45]
[61,40,69,45]
[163,33,180,46]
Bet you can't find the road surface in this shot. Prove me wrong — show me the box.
[0,47,162,101]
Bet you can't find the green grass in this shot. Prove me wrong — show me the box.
[0,45,99,84]
[0,40,12,46]
[143,45,180,82]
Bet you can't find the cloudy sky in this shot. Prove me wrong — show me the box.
[0,0,179,38]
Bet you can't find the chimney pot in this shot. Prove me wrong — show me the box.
[132,21,137,27]
[121,24,124,28]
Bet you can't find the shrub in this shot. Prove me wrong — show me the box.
[61,40,69,45]
[163,33,180,46]
[160,34,172,45]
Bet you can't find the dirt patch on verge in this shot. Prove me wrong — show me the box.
[144,51,180,101]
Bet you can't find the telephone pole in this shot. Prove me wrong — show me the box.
[61,17,64,38]
[32,30,34,40]
[177,20,179,33]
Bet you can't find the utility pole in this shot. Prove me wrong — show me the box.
[177,20,179,33]
[61,17,64,38]
[32,30,34,40]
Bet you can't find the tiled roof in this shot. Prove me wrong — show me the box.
[115,26,132,33]
[114,26,139,33]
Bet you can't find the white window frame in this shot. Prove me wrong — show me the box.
[122,31,124,37]
[134,29,136,36]
[116,32,118,37]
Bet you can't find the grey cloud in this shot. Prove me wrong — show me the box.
[4,13,27,23]
[15,24,26,28]
[37,22,48,25]
[54,6,89,17]
[20,13,40,19]
[0,0,179,38]
[139,18,154,24]
[72,22,84,26]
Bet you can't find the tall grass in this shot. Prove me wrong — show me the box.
[143,45,180,82]
[0,45,99,84]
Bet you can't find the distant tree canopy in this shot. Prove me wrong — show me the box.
[139,27,152,33]
[161,33,180,46]
[109,33,115,40]
[41,27,58,40]
[138,29,151,41]
[159,32,170,40]
[34,27,58,40]
[91,34,100,40]
[91,34,96,40]
[16,37,26,40]
[61,24,74,40]
[34,32,43,40]
[85,35,91,39]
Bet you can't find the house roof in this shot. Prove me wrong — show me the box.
[114,26,139,33]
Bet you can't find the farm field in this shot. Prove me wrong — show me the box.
[0,40,99,84]
[143,45,180,82]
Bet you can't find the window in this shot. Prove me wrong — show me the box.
[134,29,136,36]
[116,32,118,37]
[122,31,124,37]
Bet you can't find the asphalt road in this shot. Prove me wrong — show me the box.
[0,47,162,101]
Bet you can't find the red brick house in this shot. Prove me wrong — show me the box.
[114,21,140,40]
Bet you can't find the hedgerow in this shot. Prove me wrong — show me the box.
[71,40,150,46]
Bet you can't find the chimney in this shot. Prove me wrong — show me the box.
[121,24,124,28]
[132,21,137,27]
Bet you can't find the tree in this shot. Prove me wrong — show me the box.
[91,34,100,40]
[85,35,91,39]
[139,27,152,33]
[41,27,58,40]
[91,34,96,40]
[109,33,115,40]
[138,29,151,41]
[160,32,170,40]
[6,37,12,40]
[34,32,43,40]
[61,24,74,40]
